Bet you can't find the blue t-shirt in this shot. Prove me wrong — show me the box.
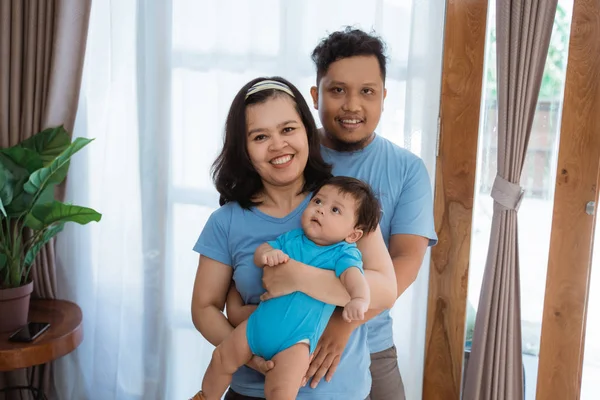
[194,197,371,399]
[321,134,437,353]
[247,228,363,360]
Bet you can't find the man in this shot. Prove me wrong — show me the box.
[305,27,437,400]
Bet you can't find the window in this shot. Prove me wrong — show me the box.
[466,1,573,398]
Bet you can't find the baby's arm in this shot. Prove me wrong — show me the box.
[254,243,289,267]
[339,267,371,323]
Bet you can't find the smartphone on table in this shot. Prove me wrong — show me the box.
[8,322,51,342]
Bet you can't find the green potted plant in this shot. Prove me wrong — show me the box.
[0,126,101,332]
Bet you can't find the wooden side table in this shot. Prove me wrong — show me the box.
[0,299,83,399]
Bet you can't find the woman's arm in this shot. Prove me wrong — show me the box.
[192,256,275,375]
[226,283,257,327]
[261,225,397,309]
[191,255,235,346]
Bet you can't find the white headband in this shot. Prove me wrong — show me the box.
[245,80,295,100]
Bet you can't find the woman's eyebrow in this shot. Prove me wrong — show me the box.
[277,119,298,127]
[247,127,266,136]
[247,120,298,136]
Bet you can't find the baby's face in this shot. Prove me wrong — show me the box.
[301,185,362,246]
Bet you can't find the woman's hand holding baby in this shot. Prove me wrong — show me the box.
[260,259,303,301]
[246,355,274,375]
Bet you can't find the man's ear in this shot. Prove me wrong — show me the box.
[310,86,319,110]
[346,229,364,244]
[382,87,387,112]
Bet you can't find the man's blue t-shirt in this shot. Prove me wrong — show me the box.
[321,134,437,353]
[247,228,363,360]
[194,197,371,399]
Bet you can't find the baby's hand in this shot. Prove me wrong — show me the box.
[342,298,369,322]
[261,249,289,267]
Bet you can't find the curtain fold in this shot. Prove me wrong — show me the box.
[463,1,558,399]
[0,1,91,399]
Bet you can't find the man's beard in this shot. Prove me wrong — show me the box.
[324,130,375,152]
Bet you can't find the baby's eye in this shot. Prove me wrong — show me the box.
[314,198,322,205]
[332,207,340,214]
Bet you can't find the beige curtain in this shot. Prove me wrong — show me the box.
[462,1,558,399]
[0,0,91,398]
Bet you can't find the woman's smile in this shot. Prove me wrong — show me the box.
[270,154,295,167]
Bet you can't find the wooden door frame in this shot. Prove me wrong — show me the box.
[536,0,600,398]
[423,1,488,399]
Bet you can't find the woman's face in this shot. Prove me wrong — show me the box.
[246,95,309,189]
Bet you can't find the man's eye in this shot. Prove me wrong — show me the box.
[363,88,375,95]
[331,87,344,94]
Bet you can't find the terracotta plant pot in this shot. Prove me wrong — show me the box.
[0,281,34,333]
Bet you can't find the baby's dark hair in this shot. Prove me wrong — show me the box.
[313,176,381,233]
[311,27,388,84]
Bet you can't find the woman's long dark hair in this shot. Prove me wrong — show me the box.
[211,77,332,208]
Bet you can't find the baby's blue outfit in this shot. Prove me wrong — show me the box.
[246,228,363,360]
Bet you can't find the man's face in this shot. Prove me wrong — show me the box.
[311,55,387,151]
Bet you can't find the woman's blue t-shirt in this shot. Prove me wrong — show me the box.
[193,195,371,399]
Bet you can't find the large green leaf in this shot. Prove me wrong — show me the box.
[0,253,6,272]
[25,201,101,230]
[21,185,56,228]
[0,147,43,173]
[24,208,44,230]
[24,223,64,267]
[24,137,93,195]
[4,177,33,217]
[5,179,56,219]
[18,126,71,166]
[0,162,15,217]
[0,153,30,181]
[50,161,70,186]
[16,127,70,183]
[36,184,55,205]
[0,152,33,216]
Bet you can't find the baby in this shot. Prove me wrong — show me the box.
[192,176,381,400]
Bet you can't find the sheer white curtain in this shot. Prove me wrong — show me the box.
[53,1,445,399]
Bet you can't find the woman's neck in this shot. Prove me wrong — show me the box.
[256,178,306,217]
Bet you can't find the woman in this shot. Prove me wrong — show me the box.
[191,77,396,399]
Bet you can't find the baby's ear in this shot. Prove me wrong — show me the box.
[346,229,363,244]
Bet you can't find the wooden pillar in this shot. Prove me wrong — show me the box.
[536,0,600,398]
[422,0,489,399]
